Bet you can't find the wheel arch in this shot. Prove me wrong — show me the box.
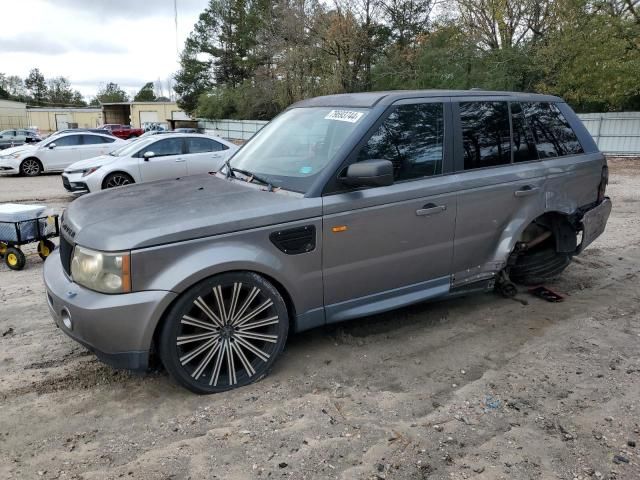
[149,267,298,360]
[101,171,135,190]
[21,156,43,172]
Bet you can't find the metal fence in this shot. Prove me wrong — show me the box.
[198,119,268,141]
[200,113,640,155]
[577,112,640,156]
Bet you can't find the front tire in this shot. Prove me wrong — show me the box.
[5,247,26,270]
[159,272,289,394]
[103,172,134,190]
[20,158,42,176]
[510,247,572,286]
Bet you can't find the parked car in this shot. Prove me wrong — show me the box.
[61,133,238,193]
[44,90,611,394]
[100,124,144,140]
[0,132,125,176]
[52,128,115,137]
[0,129,42,150]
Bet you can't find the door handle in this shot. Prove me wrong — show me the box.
[416,203,446,216]
[175,158,186,163]
[212,153,221,158]
[514,186,539,197]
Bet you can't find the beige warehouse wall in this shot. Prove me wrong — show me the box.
[130,102,187,128]
[27,109,102,133]
[0,99,28,130]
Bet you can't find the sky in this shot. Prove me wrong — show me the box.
[0,0,209,101]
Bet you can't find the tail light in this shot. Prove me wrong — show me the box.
[598,166,608,203]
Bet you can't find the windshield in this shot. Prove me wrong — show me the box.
[227,107,369,193]
[109,137,151,157]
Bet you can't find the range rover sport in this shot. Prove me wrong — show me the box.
[44,90,612,393]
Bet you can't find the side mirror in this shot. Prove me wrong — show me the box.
[143,151,156,160]
[48,143,57,149]
[342,159,394,188]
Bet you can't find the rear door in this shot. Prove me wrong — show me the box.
[137,137,188,182]
[450,100,546,286]
[78,134,113,160]
[322,100,457,322]
[184,136,230,174]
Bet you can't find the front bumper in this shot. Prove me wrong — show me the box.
[62,173,89,193]
[43,249,177,370]
[0,160,19,173]
[577,197,612,253]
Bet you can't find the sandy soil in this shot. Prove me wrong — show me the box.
[0,160,639,480]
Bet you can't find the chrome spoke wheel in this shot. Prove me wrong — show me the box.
[160,272,288,393]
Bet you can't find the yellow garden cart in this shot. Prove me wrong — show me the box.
[0,215,59,270]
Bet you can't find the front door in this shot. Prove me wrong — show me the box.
[322,101,456,322]
[43,134,84,170]
[138,137,188,182]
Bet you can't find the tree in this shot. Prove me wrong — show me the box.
[134,82,157,101]
[94,82,129,103]
[25,68,47,105]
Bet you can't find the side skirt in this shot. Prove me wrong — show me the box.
[324,276,451,324]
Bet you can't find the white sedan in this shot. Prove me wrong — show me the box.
[0,132,124,176]
[62,133,238,193]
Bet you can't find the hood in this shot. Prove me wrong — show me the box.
[0,144,36,157]
[65,154,117,171]
[64,174,321,251]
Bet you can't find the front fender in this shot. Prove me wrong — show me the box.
[131,220,324,323]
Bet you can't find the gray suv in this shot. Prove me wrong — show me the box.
[44,90,612,394]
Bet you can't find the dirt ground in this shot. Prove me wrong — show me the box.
[0,160,639,480]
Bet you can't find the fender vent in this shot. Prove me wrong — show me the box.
[270,225,316,255]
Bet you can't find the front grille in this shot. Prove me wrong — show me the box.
[59,234,73,275]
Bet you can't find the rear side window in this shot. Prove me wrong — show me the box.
[53,135,82,147]
[522,103,583,158]
[357,103,444,181]
[186,137,227,154]
[80,135,106,145]
[460,102,511,170]
[100,136,116,143]
[510,103,538,163]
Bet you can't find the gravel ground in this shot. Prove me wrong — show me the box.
[0,160,639,480]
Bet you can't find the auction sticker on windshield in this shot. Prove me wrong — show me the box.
[325,110,364,123]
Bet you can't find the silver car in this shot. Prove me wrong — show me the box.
[44,90,612,394]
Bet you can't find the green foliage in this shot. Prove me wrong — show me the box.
[95,82,129,104]
[177,0,640,118]
[25,68,47,105]
[134,82,157,102]
[47,77,86,106]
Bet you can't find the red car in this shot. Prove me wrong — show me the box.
[100,124,144,140]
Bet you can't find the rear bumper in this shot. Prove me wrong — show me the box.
[43,249,177,371]
[577,197,612,253]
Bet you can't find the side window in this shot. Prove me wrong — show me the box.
[511,103,538,163]
[101,136,116,143]
[140,138,183,157]
[357,103,444,181]
[522,102,584,158]
[80,135,105,145]
[53,135,82,147]
[460,102,511,170]
[186,137,224,154]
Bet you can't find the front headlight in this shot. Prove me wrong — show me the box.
[82,166,101,177]
[70,246,131,294]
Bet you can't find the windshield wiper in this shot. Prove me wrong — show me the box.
[224,161,274,192]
